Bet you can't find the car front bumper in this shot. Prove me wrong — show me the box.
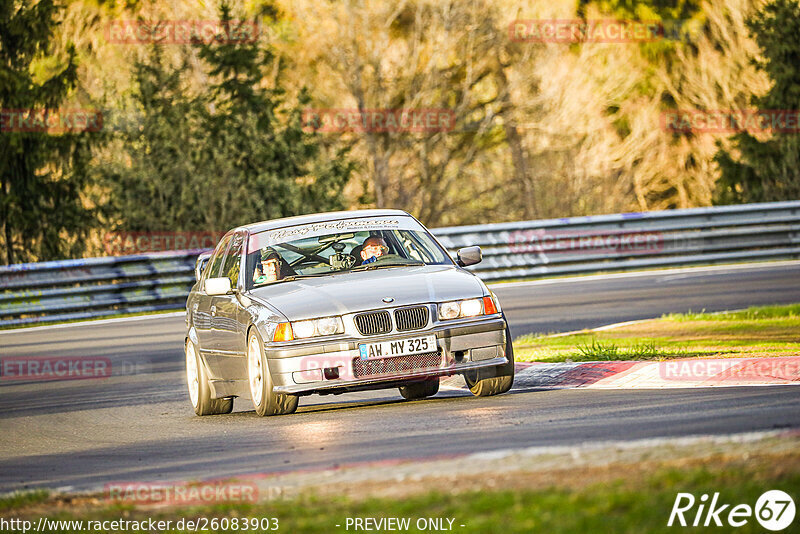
[267,314,508,395]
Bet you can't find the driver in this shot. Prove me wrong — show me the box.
[254,248,282,284]
[360,235,389,265]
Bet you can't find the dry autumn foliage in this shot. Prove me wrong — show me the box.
[59,0,770,229]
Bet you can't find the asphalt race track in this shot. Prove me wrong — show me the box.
[2,262,800,494]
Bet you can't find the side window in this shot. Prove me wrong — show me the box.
[396,231,427,262]
[221,232,245,288]
[390,229,451,265]
[205,234,232,282]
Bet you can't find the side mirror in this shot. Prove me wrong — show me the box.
[456,246,482,267]
[205,277,232,296]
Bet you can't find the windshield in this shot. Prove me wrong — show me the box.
[245,216,453,288]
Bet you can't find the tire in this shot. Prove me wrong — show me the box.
[399,377,440,400]
[247,330,298,416]
[186,339,233,416]
[464,322,515,397]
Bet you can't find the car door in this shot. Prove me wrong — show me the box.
[206,231,248,379]
[194,234,231,358]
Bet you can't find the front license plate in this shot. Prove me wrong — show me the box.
[359,334,436,360]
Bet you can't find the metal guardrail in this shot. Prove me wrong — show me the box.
[0,252,198,327]
[433,200,800,281]
[2,201,799,327]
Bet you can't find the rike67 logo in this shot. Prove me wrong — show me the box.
[668,490,795,531]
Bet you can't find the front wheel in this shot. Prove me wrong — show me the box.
[464,323,515,397]
[186,339,233,416]
[247,330,298,416]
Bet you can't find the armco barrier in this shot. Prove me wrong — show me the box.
[432,200,800,281]
[2,201,799,327]
[0,252,198,327]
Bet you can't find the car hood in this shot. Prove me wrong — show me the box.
[249,265,484,321]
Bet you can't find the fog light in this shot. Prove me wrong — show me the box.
[323,367,340,380]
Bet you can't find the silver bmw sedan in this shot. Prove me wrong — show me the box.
[185,209,514,416]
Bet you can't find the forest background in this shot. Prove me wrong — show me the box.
[1,0,798,264]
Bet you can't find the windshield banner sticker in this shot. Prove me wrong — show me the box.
[248,217,417,251]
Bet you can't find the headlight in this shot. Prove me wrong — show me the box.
[438,298,484,320]
[289,316,344,339]
[460,298,483,317]
[439,301,461,320]
[316,316,341,336]
[292,320,316,339]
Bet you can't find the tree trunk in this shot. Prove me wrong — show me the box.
[494,61,537,219]
[1,171,14,265]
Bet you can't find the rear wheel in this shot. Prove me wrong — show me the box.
[247,330,298,416]
[186,339,233,415]
[399,377,440,400]
[464,322,515,397]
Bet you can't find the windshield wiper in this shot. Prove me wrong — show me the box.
[254,272,332,287]
[352,261,424,271]
[255,263,424,287]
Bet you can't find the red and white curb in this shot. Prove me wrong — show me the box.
[508,357,800,389]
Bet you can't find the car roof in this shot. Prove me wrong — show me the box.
[234,209,414,234]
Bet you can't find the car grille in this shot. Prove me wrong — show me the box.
[352,350,443,378]
[354,311,392,336]
[394,306,429,332]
